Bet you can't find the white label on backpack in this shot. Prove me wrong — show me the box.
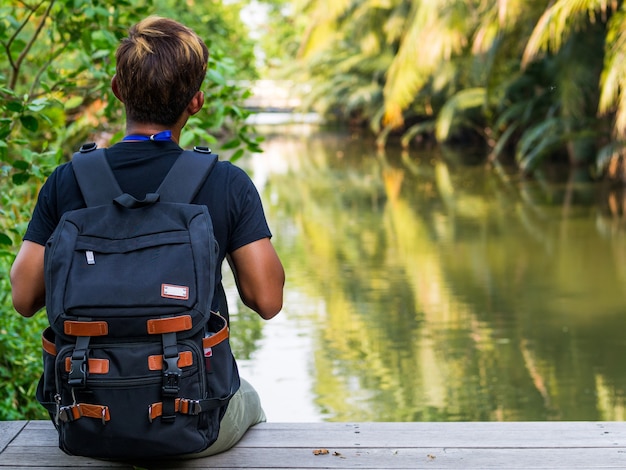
[161,284,189,300]
[86,250,95,265]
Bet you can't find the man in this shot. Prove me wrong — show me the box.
[10,16,285,457]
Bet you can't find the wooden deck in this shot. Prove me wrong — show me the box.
[1,420,626,469]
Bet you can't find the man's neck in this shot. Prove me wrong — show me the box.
[124,123,182,143]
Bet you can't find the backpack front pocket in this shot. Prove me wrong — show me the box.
[55,339,212,459]
[65,232,197,313]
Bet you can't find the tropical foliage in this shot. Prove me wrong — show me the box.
[283,0,626,181]
[0,0,260,419]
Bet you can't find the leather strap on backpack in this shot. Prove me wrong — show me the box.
[58,403,110,424]
[147,395,235,422]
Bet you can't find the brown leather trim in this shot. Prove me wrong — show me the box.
[148,398,194,421]
[202,322,229,349]
[64,357,110,374]
[63,321,108,337]
[146,315,192,334]
[73,403,110,422]
[42,330,57,356]
[148,351,193,371]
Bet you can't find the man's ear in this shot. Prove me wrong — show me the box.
[187,91,204,116]
[111,75,124,102]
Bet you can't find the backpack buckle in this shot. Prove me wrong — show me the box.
[68,355,87,387]
[57,406,74,423]
[181,399,202,415]
[68,336,91,388]
[193,146,212,154]
[162,356,181,396]
[79,142,97,153]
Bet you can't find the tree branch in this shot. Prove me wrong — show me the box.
[9,0,56,90]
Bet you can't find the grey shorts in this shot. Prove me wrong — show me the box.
[182,377,266,458]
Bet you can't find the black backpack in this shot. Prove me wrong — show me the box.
[36,144,240,460]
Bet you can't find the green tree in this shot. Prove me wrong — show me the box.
[284,0,626,180]
[292,0,400,132]
[520,0,625,177]
[0,0,150,419]
[0,0,261,419]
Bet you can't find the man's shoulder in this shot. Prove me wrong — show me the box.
[43,160,77,190]
[212,159,251,179]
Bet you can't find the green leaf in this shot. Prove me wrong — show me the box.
[92,49,110,60]
[230,148,244,162]
[221,138,241,150]
[27,98,49,112]
[490,123,519,160]
[64,96,84,110]
[401,121,435,148]
[5,100,23,113]
[12,172,30,184]
[206,69,227,86]
[19,115,38,132]
[0,233,12,246]
[436,88,486,142]
[12,160,29,170]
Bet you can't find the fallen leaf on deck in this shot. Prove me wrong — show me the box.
[313,448,329,455]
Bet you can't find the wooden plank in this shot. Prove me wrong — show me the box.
[238,422,626,448]
[3,421,626,469]
[20,421,52,429]
[9,427,57,447]
[0,421,26,453]
[151,448,626,469]
[0,466,128,470]
[4,445,626,470]
[0,447,132,469]
[17,421,626,449]
[19,420,626,447]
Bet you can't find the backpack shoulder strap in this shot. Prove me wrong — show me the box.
[71,144,123,207]
[72,144,218,206]
[157,146,219,203]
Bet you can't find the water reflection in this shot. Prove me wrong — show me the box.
[231,129,626,423]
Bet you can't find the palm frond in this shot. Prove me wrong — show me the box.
[383,0,469,127]
[401,120,436,148]
[596,140,626,174]
[522,0,613,67]
[472,0,528,54]
[490,121,520,161]
[516,118,566,172]
[599,6,626,138]
[296,0,354,58]
[435,87,487,141]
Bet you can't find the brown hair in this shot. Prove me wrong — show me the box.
[115,16,209,126]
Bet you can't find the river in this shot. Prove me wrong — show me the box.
[224,125,626,423]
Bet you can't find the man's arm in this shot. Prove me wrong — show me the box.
[228,237,284,320]
[10,240,46,317]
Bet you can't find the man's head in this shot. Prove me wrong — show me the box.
[114,16,209,126]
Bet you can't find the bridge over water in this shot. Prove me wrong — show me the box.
[242,80,321,125]
[243,80,303,112]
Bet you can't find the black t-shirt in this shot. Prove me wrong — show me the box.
[24,140,272,315]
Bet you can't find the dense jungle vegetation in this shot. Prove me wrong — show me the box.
[282,0,626,182]
[2,0,626,419]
